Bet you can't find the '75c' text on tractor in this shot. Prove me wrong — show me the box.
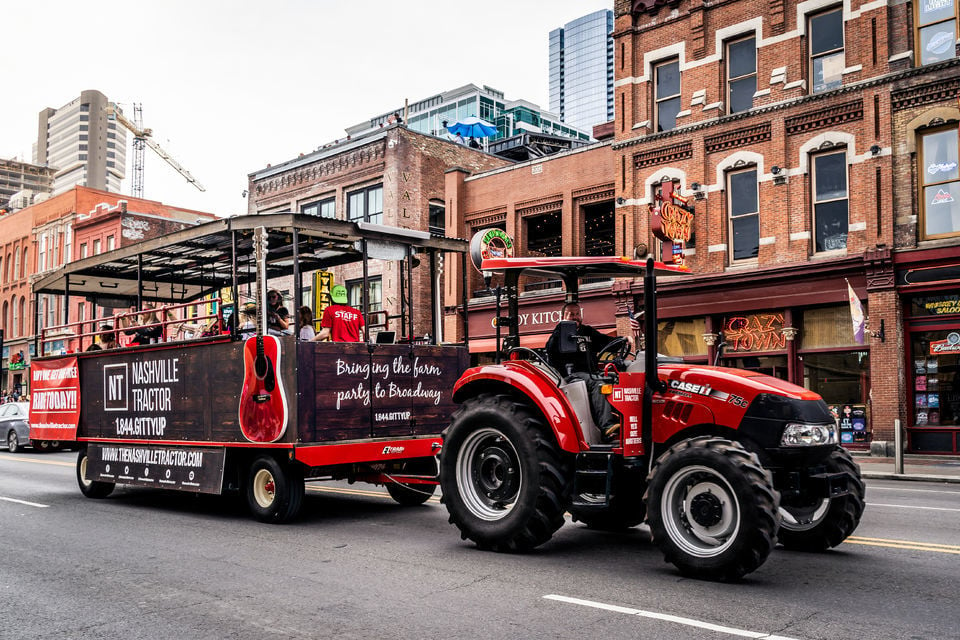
[439,254,864,580]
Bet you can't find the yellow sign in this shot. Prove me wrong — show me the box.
[315,270,333,317]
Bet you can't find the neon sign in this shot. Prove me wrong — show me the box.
[724,313,787,352]
[649,181,694,265]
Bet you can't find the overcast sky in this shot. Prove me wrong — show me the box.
[2,1,610,218]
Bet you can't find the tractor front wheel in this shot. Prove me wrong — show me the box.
[645,437,780,581]
[440,393,571,552]
[778,448,865,551]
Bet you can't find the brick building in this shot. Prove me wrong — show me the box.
[445,0,960,454]
[247,123,509,340]
[0,186,216,395]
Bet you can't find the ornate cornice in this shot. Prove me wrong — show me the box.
[254,143,386,196]
[892,76,960,112]
[516,194,563,218]
[612,58,960,151]
[634,142,693,169]
[704,123,771,154]
[573,183,616,204]
[785,100,863,135]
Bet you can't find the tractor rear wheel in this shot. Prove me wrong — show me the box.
[440,393,571,552]
[778,448,865,551]
[645,436,780,581]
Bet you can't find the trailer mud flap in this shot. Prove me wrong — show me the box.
[86,443,226,494]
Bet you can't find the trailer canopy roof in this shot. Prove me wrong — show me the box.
[479,255,691,281]
[33,213,467,303]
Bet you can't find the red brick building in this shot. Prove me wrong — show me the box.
[0,187,216,395]
[247,124,509,339]
[445,0,960,454]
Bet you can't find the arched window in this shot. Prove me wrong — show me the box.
[23,247,29,277]
[18,296,27,337]
[13,245,20,280]
[11,296,19,338]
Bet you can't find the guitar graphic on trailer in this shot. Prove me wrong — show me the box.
[239,226,288,443]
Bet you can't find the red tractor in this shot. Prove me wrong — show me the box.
[440,255,865,580]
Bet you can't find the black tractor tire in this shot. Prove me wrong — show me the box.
[778,447,865,551]
[76,448,115,499]
[645,436,780,581]
[245,455,305,523]
[7,430,21,453]
[571,484,647,531]
[440,393,571,552]
[386,458,438,506]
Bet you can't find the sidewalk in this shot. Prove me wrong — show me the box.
[850,452,960,483]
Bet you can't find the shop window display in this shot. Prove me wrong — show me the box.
[911,331,959,429]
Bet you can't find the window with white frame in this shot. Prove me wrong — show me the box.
[80,243,88,259]
[38,234,47,271]
[347,185,383,224]
[916,0,957,65]
[13,246,20,279]
[920,126,960,238]
[106,235,115,251]
[728,168,760,261]
[654,58,681,132]
[809,7,844,93]
[301,197,336,219]
[727,36,757,114]
[93,239,101,255]
[347,276,382,313]
[64,224,72,263]
[812,151,849,251]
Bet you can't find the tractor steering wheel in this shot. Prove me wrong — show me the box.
[597,337,633,368]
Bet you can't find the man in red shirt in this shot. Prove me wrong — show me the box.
[315,285,364,342]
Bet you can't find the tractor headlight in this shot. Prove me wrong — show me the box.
[780,422,837,447]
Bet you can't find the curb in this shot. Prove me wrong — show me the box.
[861,472,960,484]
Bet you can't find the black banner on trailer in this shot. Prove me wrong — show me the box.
[85,443,226,494]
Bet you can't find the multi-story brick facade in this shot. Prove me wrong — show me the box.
[247,124,509,340]
[0,186,216,395]
[447,0,960,453]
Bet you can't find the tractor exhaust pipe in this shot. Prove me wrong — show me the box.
[643,258,663,462]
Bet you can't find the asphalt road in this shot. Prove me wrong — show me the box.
[1,450,958,640]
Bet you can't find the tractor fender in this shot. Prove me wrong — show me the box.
[453,362,585,453]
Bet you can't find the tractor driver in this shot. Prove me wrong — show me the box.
[545,302,634,441]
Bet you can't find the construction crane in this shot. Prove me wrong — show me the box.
[106,103,205,198]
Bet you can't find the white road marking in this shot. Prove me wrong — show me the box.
[866,502,960,513]
[544,594,801,639]
[869,486,960,495]
[0,496,50,508]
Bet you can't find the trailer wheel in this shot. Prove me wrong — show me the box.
[645,437,779,581]
[76,448,115,499]
[7,430,21,453]
[386,459,437,506]
[778,448,865,551]
[246,456,304,523]
[440,393,571,552]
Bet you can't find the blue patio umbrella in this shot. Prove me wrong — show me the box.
[446,116,498,139]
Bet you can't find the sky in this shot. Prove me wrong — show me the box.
[2,0,610,218]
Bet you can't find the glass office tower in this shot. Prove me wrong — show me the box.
[549,9,615,133]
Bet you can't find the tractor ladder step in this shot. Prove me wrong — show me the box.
[571,450,616,508]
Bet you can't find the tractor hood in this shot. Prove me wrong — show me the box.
[657,363,821,401]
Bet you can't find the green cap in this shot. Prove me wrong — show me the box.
[330,284,348,304]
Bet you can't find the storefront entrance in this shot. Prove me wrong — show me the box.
[906,300,960,453]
